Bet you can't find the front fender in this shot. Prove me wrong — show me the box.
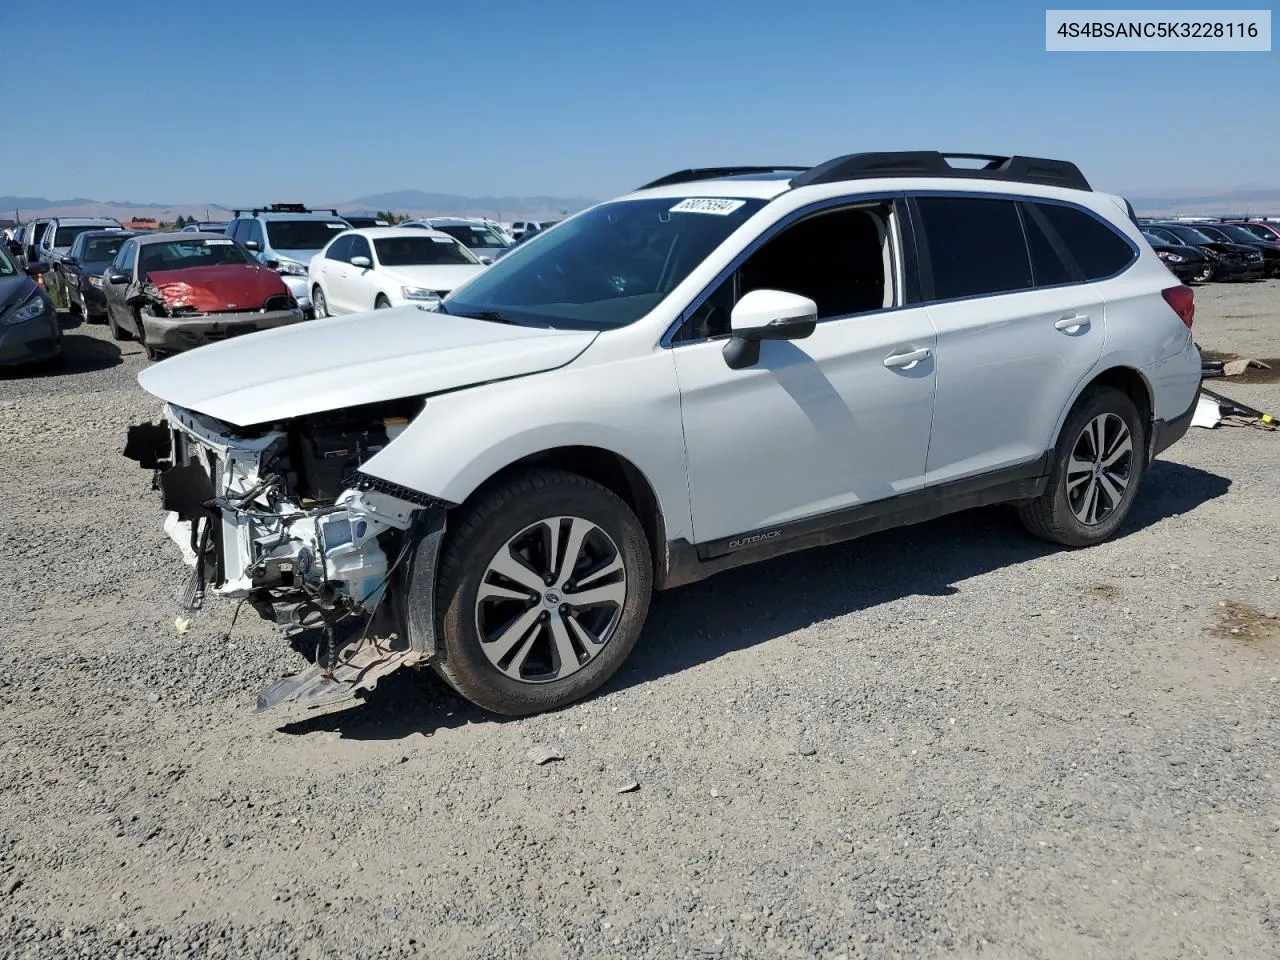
[358,349,695,542]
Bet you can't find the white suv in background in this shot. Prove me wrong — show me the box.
[308,227,486,315]
[127,151,1201,717]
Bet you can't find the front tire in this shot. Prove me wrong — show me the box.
[312,285,328,318]
[423,469,653,716]
[1194,263,1214,283]
[106,308,132,341]
[374,294,391,309]
[1017,385,1145,548]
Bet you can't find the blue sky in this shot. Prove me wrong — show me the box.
[3,0,1275,203]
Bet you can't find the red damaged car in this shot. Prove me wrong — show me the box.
[102,232,303,359]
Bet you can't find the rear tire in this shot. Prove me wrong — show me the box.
[1017,386,1145,548]
[421,469,653,716]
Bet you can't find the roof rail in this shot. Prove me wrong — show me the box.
[232,204,343,217]
[639,166,808,190]
[789,152,1091,192]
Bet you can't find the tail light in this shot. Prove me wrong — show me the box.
[1162,284,1195,328]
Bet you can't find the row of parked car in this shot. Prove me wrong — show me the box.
[1138,217,1280,283]
[0,206,565,364]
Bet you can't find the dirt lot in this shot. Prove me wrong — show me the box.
[2,283,1278,960]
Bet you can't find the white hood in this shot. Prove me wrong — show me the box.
[381,263,485,294]
[137,306,597,426]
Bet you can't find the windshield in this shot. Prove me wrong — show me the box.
[1168,226,1214,244]
[374,235,479,266]
[55,224,113,248]
[0,245,14,276]
[1233,223,1277,241]
[433,224,511,248]
[1217,224,1265,244]
[83,236,127,262]
[265,219,349,250]
[444,196,767,330]
[139,238,253,274]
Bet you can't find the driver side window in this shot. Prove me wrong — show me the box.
[115,240,136,274]
[676,203,896,342]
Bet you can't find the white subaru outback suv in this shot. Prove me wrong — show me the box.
[125,151,1201,716]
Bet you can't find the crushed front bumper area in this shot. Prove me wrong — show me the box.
[140,305,305,351]
[125,404,445,711]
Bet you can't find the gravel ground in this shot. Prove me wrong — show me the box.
[1,284,1278,960]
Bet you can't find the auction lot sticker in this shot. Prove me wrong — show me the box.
[670,198,747,215]
[1046,9,1271,50]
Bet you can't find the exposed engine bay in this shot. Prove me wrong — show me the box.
[124,399,442,709]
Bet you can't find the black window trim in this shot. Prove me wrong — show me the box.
[909,190,1139,307]
[662,191,908,348]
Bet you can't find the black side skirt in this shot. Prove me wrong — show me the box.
[662,454,1050,589]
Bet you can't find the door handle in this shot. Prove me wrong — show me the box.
[1054,314,1090,332]
[883,346,931,369]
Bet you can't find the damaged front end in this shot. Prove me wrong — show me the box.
[129,266,305,352]
[124,401,446,711]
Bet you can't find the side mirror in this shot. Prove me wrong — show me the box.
[61,256,77,266]
[24,262,49,276]
[350,255,372,269]
[108,272,130,285]
[264,259,280,270]
[244,239,261,252]
[478,255,493,265]
[723,289,818,370]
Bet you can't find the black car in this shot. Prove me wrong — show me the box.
[0,245,60,367]
[340,215,388,228]
[1140,230,1207,283]
[1147,224,1265,281]
[60,230,134,323]
[1196,223,1280,277]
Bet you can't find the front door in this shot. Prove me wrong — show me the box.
[103,239,137,332]
[673,201,937,547]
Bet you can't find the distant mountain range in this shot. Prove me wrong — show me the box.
[0,190,595,223]
[4,185,1278,224]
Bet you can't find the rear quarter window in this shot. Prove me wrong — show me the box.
[1031,203,1135,280]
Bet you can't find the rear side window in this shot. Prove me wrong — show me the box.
[1030,203,1134,280]
[915,197,1031,300]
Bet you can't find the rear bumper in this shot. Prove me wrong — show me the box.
[140,306,305,351]
[1150,392,1197,461]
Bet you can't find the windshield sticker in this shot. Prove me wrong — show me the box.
[669,198,747,216]
[327,222,347,228]
[204,238,233,245]
[430,236,453,243]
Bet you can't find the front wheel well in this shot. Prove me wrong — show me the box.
[462,446,667,584]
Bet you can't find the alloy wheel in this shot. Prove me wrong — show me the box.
[474,516,627,683]
[1065,413,1133,526]
[313,287,327,318]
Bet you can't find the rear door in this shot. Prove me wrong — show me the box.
[915,195,1112,485]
